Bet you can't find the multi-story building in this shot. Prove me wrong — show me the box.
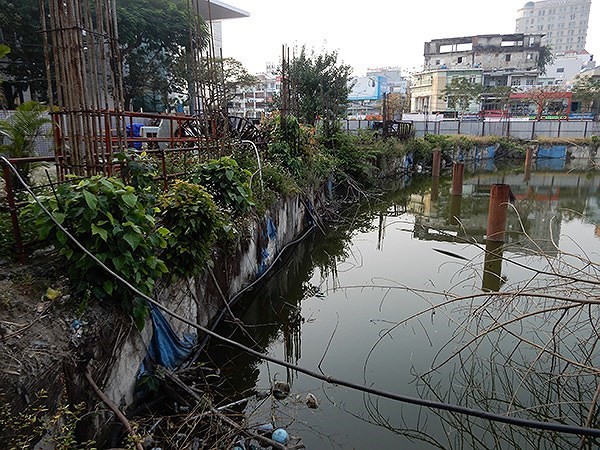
[410,68,484,114]
[538,50,596,86]
[412,34,544,114]
[515,0,592,54]
[229,66,280,119]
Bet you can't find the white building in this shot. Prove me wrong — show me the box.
[194,0,249,57]
[537,50,596,86]
[515,0,592,54]
[229,66,280,119]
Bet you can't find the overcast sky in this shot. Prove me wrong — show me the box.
[221,0,599,76]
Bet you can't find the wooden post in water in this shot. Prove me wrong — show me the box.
[451,162,464,196]
[432,149,441,178]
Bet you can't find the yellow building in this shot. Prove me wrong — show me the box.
[410,68,484,115]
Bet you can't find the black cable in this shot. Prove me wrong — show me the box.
[4,156,600,439]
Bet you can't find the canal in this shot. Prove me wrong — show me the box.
[205,161,600,449]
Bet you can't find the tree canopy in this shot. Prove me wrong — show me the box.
[288,47,352,127]
[441,77,484,117]
[0,0,209,111]
[572,74,600,116]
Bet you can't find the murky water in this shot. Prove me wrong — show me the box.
[206,160,600,449]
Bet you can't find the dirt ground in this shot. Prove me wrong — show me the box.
[0,254,69,398]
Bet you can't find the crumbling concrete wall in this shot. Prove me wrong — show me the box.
[102,189,322,408]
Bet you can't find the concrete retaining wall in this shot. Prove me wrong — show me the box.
[103,190,320,408]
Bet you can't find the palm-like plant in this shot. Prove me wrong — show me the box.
[0,101,50,183]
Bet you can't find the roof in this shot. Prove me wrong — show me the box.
[194,0,249,21]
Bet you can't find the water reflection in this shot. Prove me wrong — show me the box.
[205,162,600,449]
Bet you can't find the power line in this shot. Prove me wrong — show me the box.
[3,155,600,439]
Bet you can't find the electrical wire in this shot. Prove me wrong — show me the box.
[4,156,600,439]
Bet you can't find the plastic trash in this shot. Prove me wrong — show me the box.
[271,428,289,445]
[272,381,290,400]
[305,392,319,409]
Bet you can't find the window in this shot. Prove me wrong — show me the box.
[556,67,564,73]
[505,54,512,62]
[457,56,463,63]
[526,79,534,85]
[526,53,533,60]
[436,59,441,65]
[511,79,521,86]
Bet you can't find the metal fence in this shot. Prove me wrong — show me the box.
[342,119,600,139]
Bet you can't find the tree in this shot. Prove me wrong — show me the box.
[117,0,208,110]
[572,74,600,117]
[441,77,483,118]
[537,45,554,76]
[0,0,47,107]
[288,47,352,127]
[188,57,257,111]
[0,0,208,111]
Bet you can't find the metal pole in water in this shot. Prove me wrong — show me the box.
[451,162,464,196]
[482,184,511,291]
[486,184,510,242]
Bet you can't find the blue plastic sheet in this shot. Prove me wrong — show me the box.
[139,305,196,376]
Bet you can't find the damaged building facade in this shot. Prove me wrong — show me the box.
[411,33,545,115]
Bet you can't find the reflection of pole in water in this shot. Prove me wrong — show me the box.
[432,149,441,178]
[449,195,462,226]
[524,144,534,182]
[449,162,464,226]
[377,212,386,250]
[482,240,505,291]
[431,176,440,202]
[482,184,510,291]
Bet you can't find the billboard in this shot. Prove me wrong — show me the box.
[348,76,388,101]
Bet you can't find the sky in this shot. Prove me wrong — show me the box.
[220,0,599,76]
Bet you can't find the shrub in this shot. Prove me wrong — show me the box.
[191,156,254,215]
[23,176,168,328]
[158,180,224,278]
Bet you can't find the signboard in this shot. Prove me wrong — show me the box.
[348,76,388,101]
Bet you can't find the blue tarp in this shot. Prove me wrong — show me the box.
[139,305,196,376]
[538,145,567,159]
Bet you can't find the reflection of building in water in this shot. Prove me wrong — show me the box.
[406,173,600,256]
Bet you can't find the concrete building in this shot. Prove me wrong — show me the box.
[538,50,596,86]
[229,65,280,119]
[410,68,484,114]
[515,0,592,54]
[413,34,544,114]
[423,33,545,72]
[194,0,249,57]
